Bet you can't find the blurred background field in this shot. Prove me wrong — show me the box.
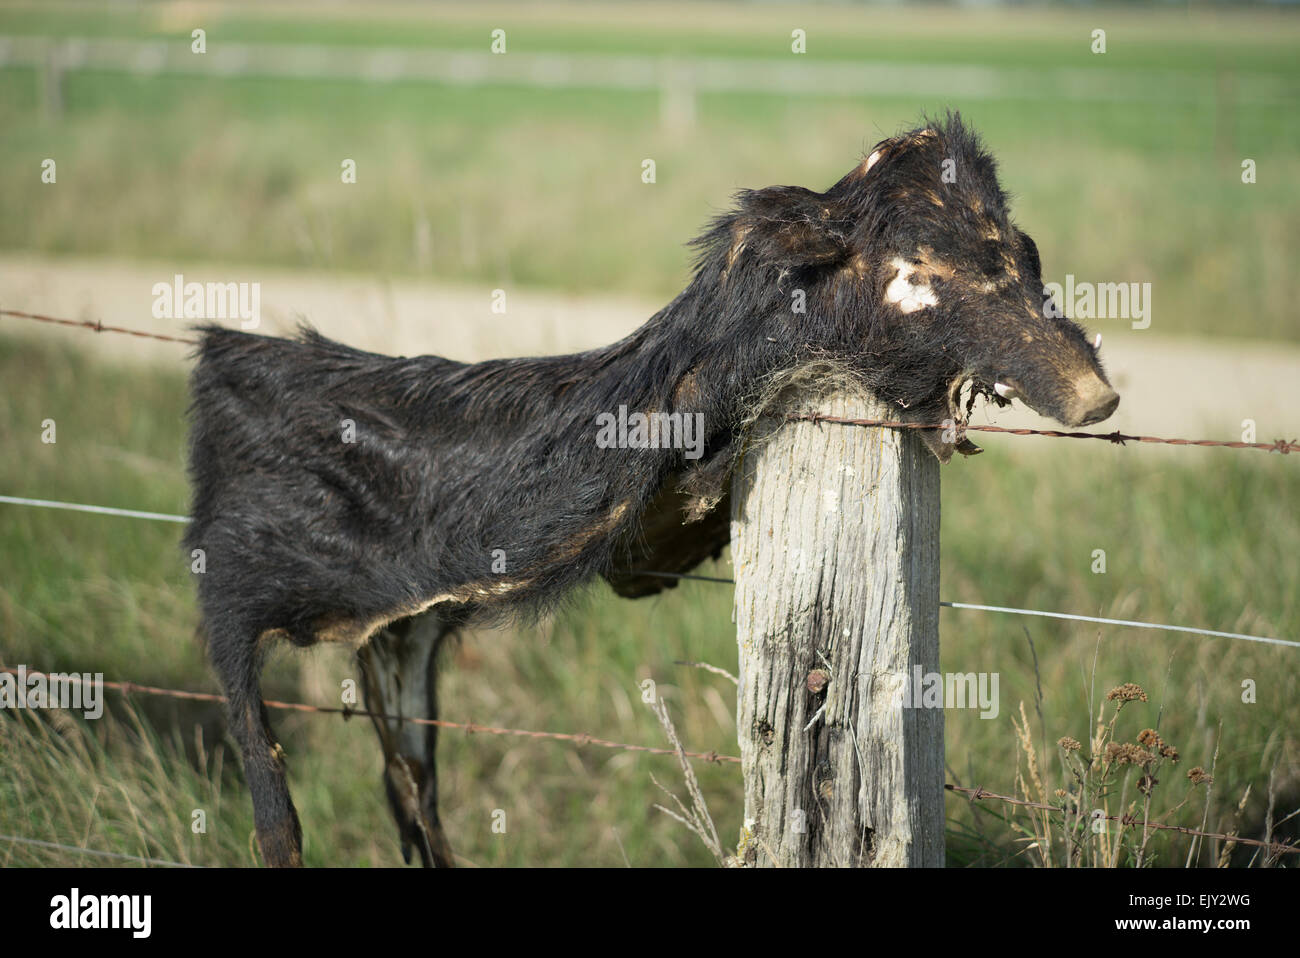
[0,0,1297,867]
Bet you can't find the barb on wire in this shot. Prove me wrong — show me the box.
[4,306,1295,455]
[0,667,738,766]
[946,783,1299,857]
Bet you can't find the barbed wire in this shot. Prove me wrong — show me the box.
[0,308,197,345]
[0,667,739,765]
[3,663,1286,858]
[945,784,1299,858]
[786,412,1299,455]
[4,307,1296,455]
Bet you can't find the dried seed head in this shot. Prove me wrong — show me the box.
[1159,744,1180,762]
[1107,743,1156,767]
[1138,728,1161,748]
[1058,736,1082,752]
[1106,683,1148,704]
[1188,767,1213,785]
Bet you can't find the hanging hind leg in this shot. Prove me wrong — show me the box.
[358,610,458,867]
[208,626,304,867]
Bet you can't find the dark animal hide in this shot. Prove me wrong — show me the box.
[185,114,1118,866]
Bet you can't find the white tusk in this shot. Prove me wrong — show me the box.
[1094,333,1102,350]
[994,382,1017,400]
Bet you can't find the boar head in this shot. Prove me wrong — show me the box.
[713,114,1119,462]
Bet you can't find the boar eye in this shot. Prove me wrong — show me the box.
[1018,232,1041,278]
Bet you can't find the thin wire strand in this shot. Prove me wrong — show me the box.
[940,601,1298,649]
[4,307,1295,455]
[0,833,197,867]
[785,412,1299,455]
[626,570,736,585]
[0,496,1289,648]
[0,668,738,766]
[0,495,188,524]
[3,667,1286,857]
[630,571,1294,649]
[0,309,197,345]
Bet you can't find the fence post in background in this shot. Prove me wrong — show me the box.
[659,61,695,133]
[41,43,63,119]
[730,384,944,867]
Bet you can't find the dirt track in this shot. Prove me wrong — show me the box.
[4,253,1298,452]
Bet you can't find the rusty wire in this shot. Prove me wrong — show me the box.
[0,667,738,765]
[0,308,198,345]
[4,666,1286,856]
[946,784,1299,858]
[786,412,1299,455]
[4,307,1296,455]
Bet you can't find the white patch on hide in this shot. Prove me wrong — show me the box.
[884,257,939,314]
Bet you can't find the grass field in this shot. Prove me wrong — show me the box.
[1,1,1298,867]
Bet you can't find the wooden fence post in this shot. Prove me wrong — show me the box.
[41,44,63,120]
[731,384,944,867]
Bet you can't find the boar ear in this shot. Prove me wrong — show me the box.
[734,186,852,268]
[858,139,895,176]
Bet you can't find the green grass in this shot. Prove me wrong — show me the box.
[1,334,1295,866]
[1,1,1298,340]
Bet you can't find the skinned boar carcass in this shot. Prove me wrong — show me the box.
[185,114,1117,867]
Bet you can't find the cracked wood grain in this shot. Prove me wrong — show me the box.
[731,388,944,867]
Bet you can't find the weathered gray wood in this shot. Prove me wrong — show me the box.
[731,385,943,867]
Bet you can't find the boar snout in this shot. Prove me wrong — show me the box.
[1063,374,1120,427]
[1002,369,1119,428]
[985,318,1119,429]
